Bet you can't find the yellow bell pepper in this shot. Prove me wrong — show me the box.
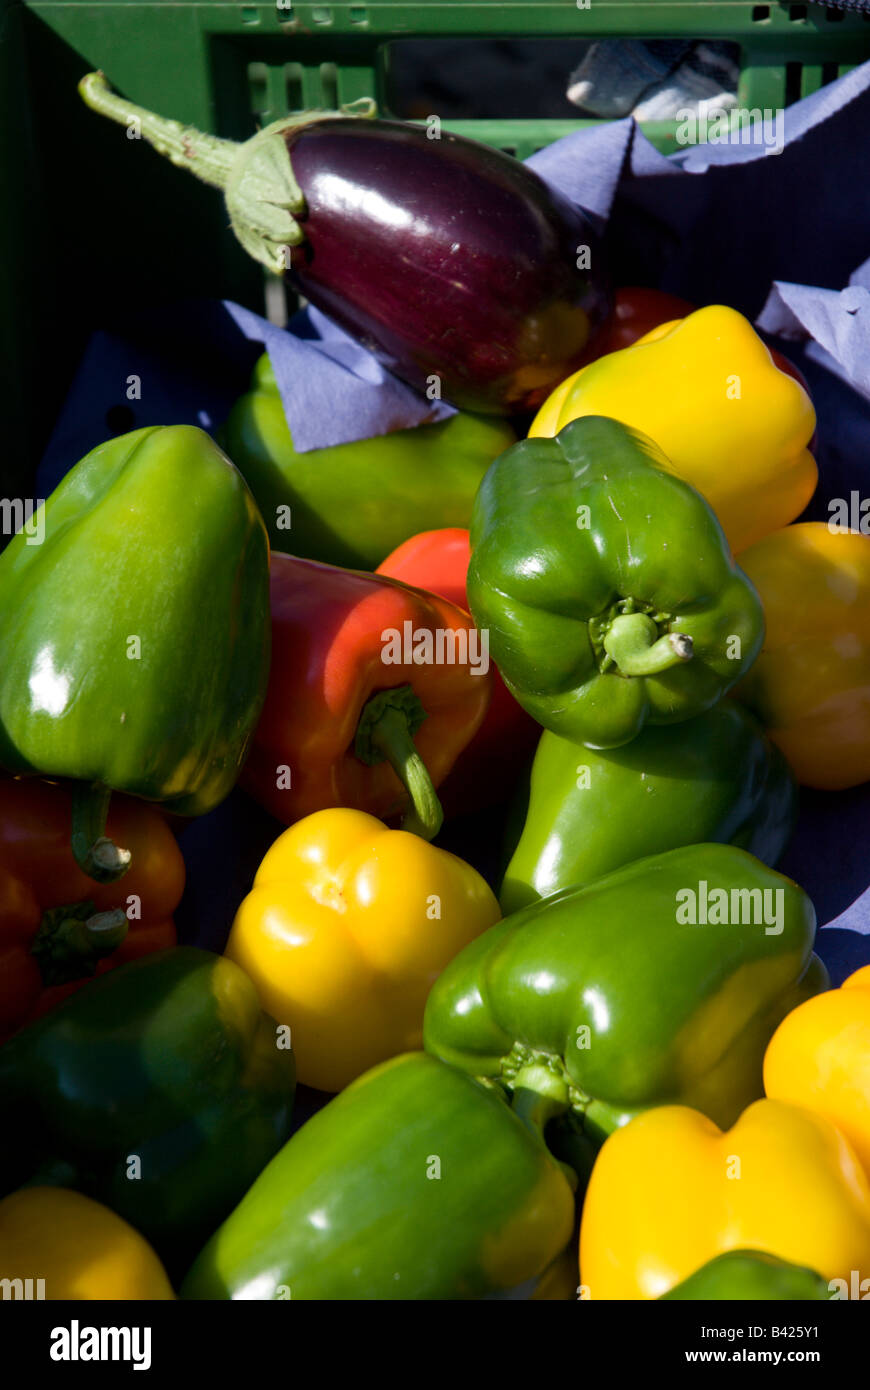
[765,965,870,1178]
[225,808,500,1092]
[579,1099,870,1299]
[0,1187,174,1299]
[735,523,870,789]
[529,304,817,555]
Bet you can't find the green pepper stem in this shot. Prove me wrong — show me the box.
[31,903,129,988]
[602,612,693,677]
[70,782,132,884]
[511,1064,577,1190]
[510,1064,571,1133]
[354,686,444,842]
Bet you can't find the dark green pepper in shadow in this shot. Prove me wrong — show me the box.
[501,702,796,914]
[0,948,295,1278]
[0,426,270,880]
[221,354,515,567]
[425,844,827,1147]
[181,1052,575,1300]
[661,1250,831,1300]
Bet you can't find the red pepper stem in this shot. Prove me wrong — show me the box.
[603,612,694,677]
[373,708,444,842]
[354,686,444,842]
[70,782,132,884]
[31,903,129,988]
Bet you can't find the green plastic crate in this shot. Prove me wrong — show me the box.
[2,0,870,484]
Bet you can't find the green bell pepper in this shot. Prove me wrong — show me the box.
[0,425,270,880]
[467,416,764,749]
[181,1052,575,1300]
[501,702,796,914]
[221,355,515,567]
[661,1250,832,1301]
[0,948,295,1277]
[424,844,827,1147]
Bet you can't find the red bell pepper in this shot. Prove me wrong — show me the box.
[0,778,183,1041]
[242,555,491,839]
[595,288,696,354]
[599,289,812,399]
[377,530,540,813]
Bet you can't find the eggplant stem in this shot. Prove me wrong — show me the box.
[78,73,378,274]
[78,72,236,190]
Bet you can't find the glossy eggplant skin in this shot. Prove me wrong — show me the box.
[284,119,610,414]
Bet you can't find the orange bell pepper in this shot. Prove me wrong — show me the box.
[735,523,870,789]
[0,777,182,1041]
[376,528,539,812]
[765,965,870,1179]
[579,1099,870,1299]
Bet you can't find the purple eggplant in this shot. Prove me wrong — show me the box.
[79,74,610,414]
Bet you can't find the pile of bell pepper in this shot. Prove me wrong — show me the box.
[2,259,870,1305]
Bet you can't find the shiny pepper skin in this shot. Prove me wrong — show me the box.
[736,523,870,789]
[579,1099,870,1299]
[765,965,870,1179]
[530,305,816,555]
[226,809,501,1092]
[0,1188,174,1300]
